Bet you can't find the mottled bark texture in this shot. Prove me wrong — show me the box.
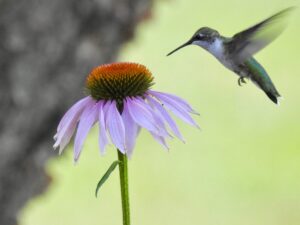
[0,0,152,224]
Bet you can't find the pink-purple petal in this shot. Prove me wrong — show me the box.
[106,101,126,153]
[150,132,169,150]
[102,101,112,127]
[57,96,92,132]
[54,97,94,153]
[146,95,185,142]
[54,123,76,155]
[135,97,170,138]
[122,101,139,157]
[151,93,199,128]
[74,102,98,161]
[148,90,199,115]
[98,101,109,155]
[126,97,160,135]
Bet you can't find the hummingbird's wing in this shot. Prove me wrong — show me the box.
[225,7,295,62]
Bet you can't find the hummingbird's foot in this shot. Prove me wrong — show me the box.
[238,77,247,86]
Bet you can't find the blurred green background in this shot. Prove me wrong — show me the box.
[20,0,300,224]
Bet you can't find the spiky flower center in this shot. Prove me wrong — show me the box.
[86,62,154,101]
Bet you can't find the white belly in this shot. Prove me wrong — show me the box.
[207,39,234,69]
[194,38,243,77]
[207,40,243,76]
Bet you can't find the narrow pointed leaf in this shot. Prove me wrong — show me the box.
[95,160,121,197]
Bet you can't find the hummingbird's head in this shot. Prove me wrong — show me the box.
[167,27,220,56]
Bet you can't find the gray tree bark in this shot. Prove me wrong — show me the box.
[0,0,152,224]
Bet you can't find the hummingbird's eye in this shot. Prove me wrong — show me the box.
[196,34,204,40]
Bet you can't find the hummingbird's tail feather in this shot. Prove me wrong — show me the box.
[265,90,280,104]
[250,75,281,105]
[245,58,281,105]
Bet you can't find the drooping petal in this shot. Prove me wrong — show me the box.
[106,101,126,153]
[98,101,109,155]
[122,100,139,157]
[54,97,94,154]
[54,121,78,152]
[148,90,199,115]
[150,132,169,150]
[126,97,161,136]
[135,97,170,138]
[74,102,98,161]
[54,124,76,155]
[102,100,112,128]
[150,92,199,128]
[57,96,92,132]
[146,95,185,142]
[55,97,93,142]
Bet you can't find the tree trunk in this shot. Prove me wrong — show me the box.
[0,0,152,224]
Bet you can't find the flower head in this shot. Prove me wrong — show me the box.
[53,62,199,161]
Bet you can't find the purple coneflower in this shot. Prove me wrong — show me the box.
[53,62,199,225]
[53,62,199,161]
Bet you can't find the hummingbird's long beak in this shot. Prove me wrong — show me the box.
[166,40,192,56]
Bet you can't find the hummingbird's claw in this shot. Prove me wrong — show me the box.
[238,77,247,86]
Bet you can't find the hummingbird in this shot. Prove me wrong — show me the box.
[167,7,295,104]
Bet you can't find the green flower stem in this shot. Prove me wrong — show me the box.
[118,150,130,225]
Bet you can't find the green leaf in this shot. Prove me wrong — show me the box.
[95,160,121,198]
